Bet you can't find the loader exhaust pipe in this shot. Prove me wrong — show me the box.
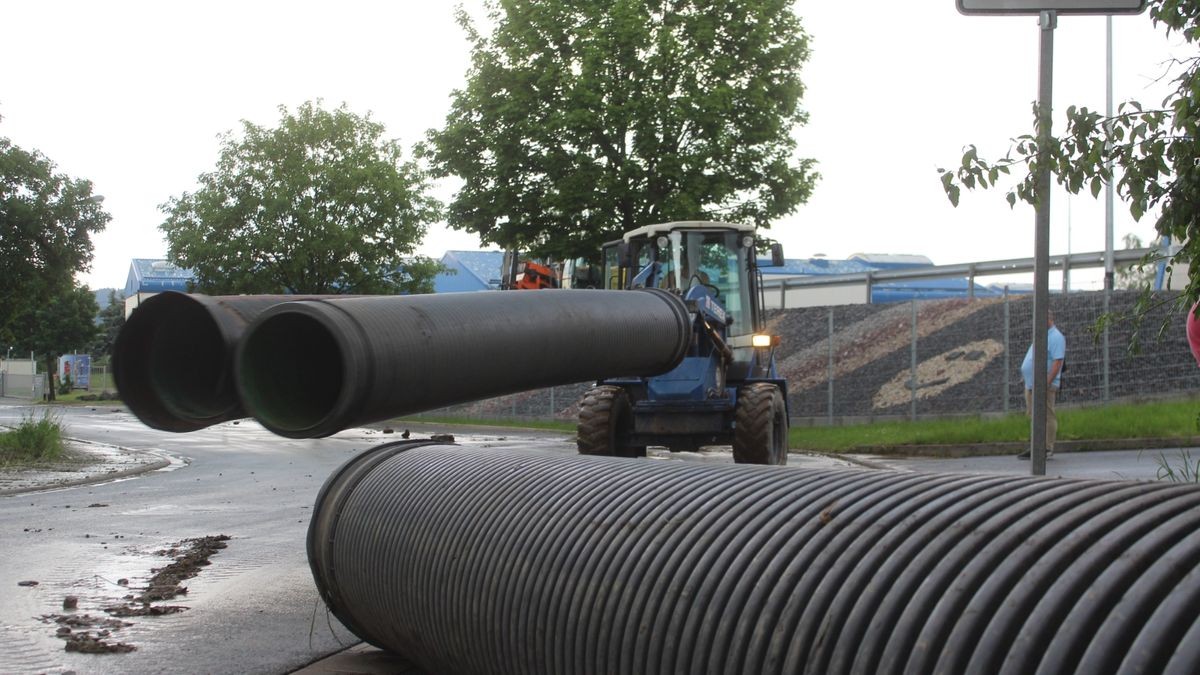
[311,442,1200,675]
[236,289,690,438]
[112,293,324,432]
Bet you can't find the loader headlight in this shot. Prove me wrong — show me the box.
[752,334,775,348]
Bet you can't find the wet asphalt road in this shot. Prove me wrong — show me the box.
[0,404,602,675]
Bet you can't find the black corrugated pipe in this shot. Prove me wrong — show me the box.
[310,442,1200,675]
[113,292,320,431]
[235,289,689,438]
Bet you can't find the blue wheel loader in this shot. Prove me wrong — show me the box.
[577,221,790,465]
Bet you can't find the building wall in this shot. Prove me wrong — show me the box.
[762,283,869,309]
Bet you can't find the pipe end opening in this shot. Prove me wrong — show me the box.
[238,311,344,436]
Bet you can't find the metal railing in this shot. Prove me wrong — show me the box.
[760,246,1159,307]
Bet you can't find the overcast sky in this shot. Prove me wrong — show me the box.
[0,1,1187,291]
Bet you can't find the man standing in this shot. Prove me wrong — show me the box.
[1019,310,1065,460]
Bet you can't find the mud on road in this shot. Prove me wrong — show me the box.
[36,534,231,655]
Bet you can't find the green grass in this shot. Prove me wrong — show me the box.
[791,398,1200,453]
[0,412,67,465]
[395,398,1200,455]
[1154,449,1200,483]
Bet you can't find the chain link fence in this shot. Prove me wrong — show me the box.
[0,371,46,400]
[0,364,115,400]
[772,289,1199,424]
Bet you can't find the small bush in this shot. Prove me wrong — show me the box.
[0,412,67,463]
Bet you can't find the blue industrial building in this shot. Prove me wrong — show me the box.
[757,253,1007,304]
[123,259,196,315]
[433,251,506,293]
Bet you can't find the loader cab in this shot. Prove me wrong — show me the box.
[603,221,770,339]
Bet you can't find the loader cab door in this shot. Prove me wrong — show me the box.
[602,238,655,290]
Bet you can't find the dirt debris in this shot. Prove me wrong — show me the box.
[39,534,232,654]
[104,604,187,617]
[41,614,135,654]
[138,534,230,602]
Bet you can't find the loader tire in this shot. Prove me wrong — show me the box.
[577,385,644,458]
[733,383,788,465]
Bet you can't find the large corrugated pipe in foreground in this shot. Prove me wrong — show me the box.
[236,289,689,438]
[113,292,313,431]
[310,442,1200,675]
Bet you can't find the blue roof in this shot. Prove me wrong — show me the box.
[434,251,505,293]
[124,259,195,296]
[871,278,1003,303]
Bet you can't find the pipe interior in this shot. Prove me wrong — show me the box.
[238,312,343,433]
[146,300,231,420]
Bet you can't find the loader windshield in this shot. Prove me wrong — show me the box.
[658,230,753,338]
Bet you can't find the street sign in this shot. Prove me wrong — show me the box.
[957,0,1146,14]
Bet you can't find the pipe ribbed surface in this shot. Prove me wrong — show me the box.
[309,443,1200,675]
[113,292,314,431]
[236,289,689,438]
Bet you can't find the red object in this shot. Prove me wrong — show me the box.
[1187,301,1200,368]
[513,262,559,290]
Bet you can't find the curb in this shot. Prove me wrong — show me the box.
[810,436,1200,459]
[0,437,175,496]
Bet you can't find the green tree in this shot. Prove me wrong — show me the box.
[939,1,1200,307]
[0,137,109,345]
[10,284,99,402]
[90,290,126,361]
[1116,233,1158,290]
[161,101,442,295]
[424,0,819,261]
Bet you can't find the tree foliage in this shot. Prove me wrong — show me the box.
[1116,233,1158,290]
[161,101,442,295]
[8,284,99,402]
[424,0,819,261]
[939,1,1200,307]
[91,290,126,361]
[0,137,109,345]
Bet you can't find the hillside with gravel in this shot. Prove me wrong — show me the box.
[425,290,1200,423]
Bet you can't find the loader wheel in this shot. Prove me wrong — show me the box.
[577,385,645,458]
[733,383,789,465]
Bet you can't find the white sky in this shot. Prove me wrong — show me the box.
[0,1,1187,292]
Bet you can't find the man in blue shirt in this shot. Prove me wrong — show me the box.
[1018,310,1066,459]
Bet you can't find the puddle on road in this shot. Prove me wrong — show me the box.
[13,535,233,661]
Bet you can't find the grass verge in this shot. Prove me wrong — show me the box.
[393,398,1200,455]
[0,412,68,466]
[791,398,1200,453]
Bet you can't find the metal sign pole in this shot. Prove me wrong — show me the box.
[1031,10,1056,476]
[1103,14,1114,403]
